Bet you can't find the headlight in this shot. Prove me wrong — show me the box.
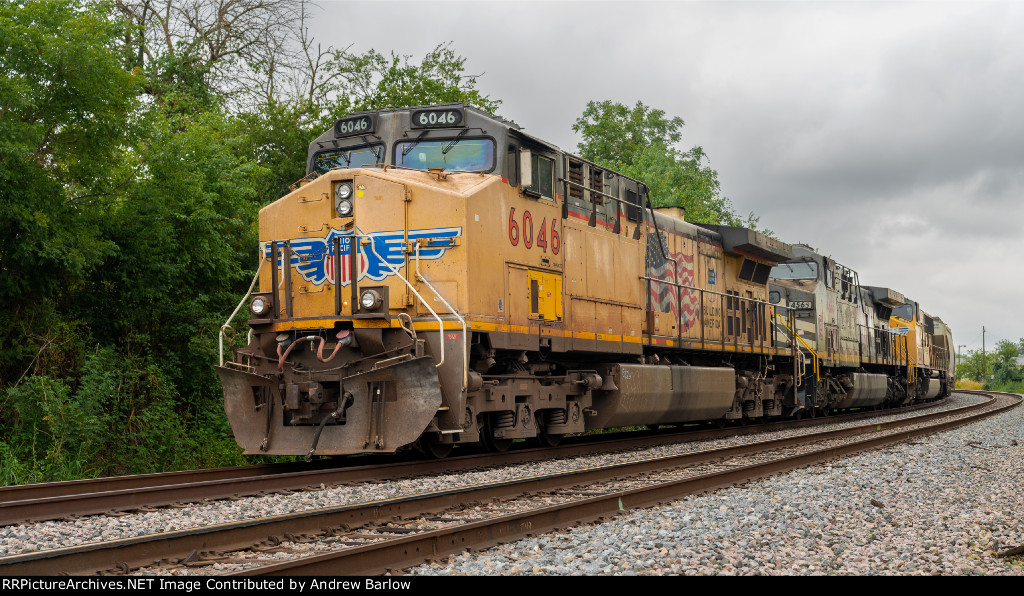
[336,182,354,217]
[360,289,382,310]
[250,296,270,317]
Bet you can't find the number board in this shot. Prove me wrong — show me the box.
[335,114,376,137]
[411,108,464,128]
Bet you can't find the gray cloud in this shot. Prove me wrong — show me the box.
[311,0,1024,350]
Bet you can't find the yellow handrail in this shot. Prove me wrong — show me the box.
[774,312,820,382]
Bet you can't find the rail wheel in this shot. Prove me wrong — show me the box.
[537,410,565,447]
[481,416,514,453]
[538,431,562,448]
[419,433,453,459]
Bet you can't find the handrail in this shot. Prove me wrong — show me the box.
[363,236,447,369]
[641,275,777,307]
[219,257,266,367]
[774,312,820,382]
[414,242,468,392]
[642,274,776,348]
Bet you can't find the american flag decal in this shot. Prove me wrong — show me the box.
[645,232,699,332]
[261,226,462,287]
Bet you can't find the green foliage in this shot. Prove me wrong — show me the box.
[0,0,138,384]
[0,2,504,484]
[1,350,253,483]
[956,348,985,383]
[574,100,684,165]
[574,100,762,229]
[230,42,501,212]
[957,339,1024,392]
[232,100,325,201]
[79,106,264,400]
[3,376,97,481]
[338,43,501,115]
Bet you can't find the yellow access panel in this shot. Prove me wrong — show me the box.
[528,271,563,321]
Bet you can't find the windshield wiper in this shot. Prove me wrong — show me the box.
[442,129,470,155]
[402,131,429,157]
[359,137,383,163]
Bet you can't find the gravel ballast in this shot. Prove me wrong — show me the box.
[409,394,1024,576]
[2,393,1020,576]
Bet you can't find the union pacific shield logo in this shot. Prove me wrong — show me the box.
[261,226,461,286]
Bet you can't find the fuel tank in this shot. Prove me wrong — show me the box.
[832,372,888,409]
[586,364,735,429]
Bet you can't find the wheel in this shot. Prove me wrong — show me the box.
[483,432,513,453]
[537,410,565,447]
[419,433,453,459]
[537,429,563,448]
[481,417,514,453]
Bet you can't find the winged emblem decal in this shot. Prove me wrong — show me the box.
[260,226,462,286]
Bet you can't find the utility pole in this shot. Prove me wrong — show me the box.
[982,326,986,381]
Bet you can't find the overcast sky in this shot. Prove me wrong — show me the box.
[311,0,1024,355]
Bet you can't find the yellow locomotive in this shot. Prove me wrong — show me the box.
[216,103,951,458]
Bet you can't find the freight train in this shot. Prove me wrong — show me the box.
[216,103,954,458]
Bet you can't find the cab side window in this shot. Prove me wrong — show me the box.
[504,144,518,187]
[526,153,554,199]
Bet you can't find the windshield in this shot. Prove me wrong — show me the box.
[312,143,385,174]
[770,261,818,281]
[394,138,495,172]
[891,304,915,321]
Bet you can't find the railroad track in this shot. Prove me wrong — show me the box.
[2,394,970,529]
[1,391,1016,576]
[0,396,957,526]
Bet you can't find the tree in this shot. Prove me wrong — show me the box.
[957,339,1024,389]
[233,42,501,203]
[114,0,307,110]
[0,0,139,384]
[956,348,986,383]
[341,43,500,115]
[0,0,504,483]
[573,100,761,229]
[986,339,1024,388]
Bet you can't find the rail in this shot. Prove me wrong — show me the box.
[6,392,1010,575]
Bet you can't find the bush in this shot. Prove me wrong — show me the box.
[1,347,251,484]
[2,375,101,483]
